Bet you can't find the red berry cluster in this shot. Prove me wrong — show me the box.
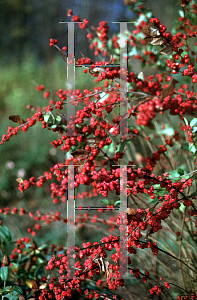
[79,18,89,30]
[49,39,58,47]
[180,0,191,7]
[149,286,161,296]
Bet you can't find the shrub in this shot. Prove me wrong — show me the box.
[0,1,197,299]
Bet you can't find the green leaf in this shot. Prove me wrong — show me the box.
[108,142,115,154]
[189,144,196,154]
[11,286,23,295]
[34,253,45,264]
[61,124,67,131]
[1,266,8,281]
[44,114,52,124]
[172,167,186,176]
[177,168,184,176]
[55,115,62,124]
[38,244,48,251]
[33,262,46,278]
[168,166,189,180]
[146,12,152,18]
[190,118,197,127]
[135,13,146,25]
[149,196,158,204]
[10,295,19,300]
[178,10,184,18]
[3,286,13,292]
[192,127,197,133]
[128,47,137,56]
[50,125,57,129]
[114,200,121,207]
[137,72,144,81]
[160,126,174,136]
[100,199,109,205]
[181,143,189,151]
[99,91,109,103]
[2,293,11,299]
[168,170,179,177]
[0,226,11,242]
[184,117,188,125]
[179,202,185,212]
[108,199,114,205]
[156,189,166,197]
[119,140,128,153]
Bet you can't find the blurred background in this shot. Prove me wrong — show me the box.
[0,0,179,242]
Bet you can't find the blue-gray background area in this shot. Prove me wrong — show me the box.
[0,0,178,64]
[0,0,134,64]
